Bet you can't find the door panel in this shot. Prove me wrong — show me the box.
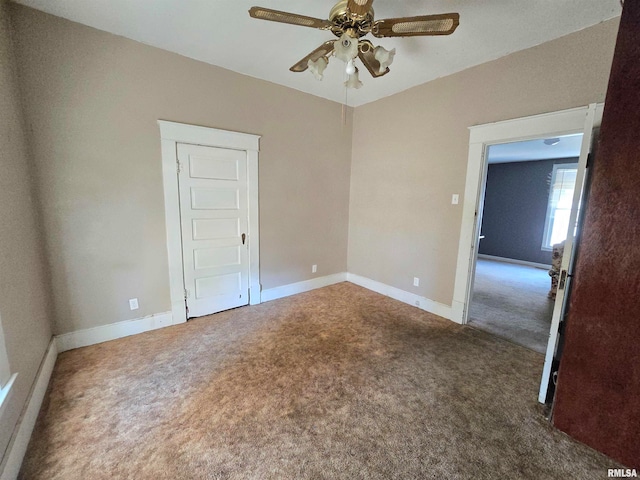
[178,143,249,318]
[194,246,241,269]
[192,218,239,240]
[189,154,239,180]
[190,188,239,210]
[538,104,597,403]
[195,272,241,298]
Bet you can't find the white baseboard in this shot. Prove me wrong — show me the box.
[346,273,456,323]
[55,311,174,353]
[55,272,457,353]
[261,272,348,303]
[478,254,551,270]
[0,339,57,480]
[450,300,465,324]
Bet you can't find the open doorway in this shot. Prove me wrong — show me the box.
[467,134,583,353]
[452,104,603,403]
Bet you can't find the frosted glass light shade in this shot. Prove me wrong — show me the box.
[345,68,363,89]
[334,33,359,62]
[374,46,396,73]
[308,56,328,80]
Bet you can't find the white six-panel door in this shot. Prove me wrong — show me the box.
[177,143,249,318]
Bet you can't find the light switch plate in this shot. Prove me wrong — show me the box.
[452,194,460,205]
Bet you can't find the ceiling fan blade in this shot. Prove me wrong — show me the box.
[347,0,374,18]
[372,13,459,37]
[290,41,336,72]
[249,7,333,30]
[357,40,389,78]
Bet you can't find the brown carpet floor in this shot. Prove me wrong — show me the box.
[20,283,616,479]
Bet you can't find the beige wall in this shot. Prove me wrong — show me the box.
[0,3,621,471]
[6,3,620,341]
[348,19,619,307]
[11,5,353,335]
[0,0,52,464]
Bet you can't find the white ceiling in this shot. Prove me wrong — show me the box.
[488,134,583,164]
[12,0,621,107]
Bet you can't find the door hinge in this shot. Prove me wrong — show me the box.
[177,161,182,174]
[184,288,189,300]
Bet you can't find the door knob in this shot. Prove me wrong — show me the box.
[242,233,246,245]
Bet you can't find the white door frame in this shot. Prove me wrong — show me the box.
[451,104,603,325]
[158,120,261,323]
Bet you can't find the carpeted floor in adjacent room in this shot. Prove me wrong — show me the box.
[469,259,554,353]
[19,282,616,479]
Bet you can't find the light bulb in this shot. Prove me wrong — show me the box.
[345,59,356,75]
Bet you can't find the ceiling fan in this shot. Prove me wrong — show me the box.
[249,0,459,89]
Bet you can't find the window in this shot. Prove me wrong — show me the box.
[0,316,16,417]
[542,163,578,250]
[0,318,10,388]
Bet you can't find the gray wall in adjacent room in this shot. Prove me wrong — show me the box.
[478,157,578,265]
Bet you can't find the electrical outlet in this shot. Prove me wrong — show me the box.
[413,277,420,287]
[312,264,317,273]
[452,194,460,205]
[129,298,139,310]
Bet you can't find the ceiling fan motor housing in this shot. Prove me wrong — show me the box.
[329,0,374,37]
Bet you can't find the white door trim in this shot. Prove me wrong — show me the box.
[158,120,261,324]
[452,104,604,325]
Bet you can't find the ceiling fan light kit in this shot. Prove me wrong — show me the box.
[373,45,395,74]
[249,0,459,89]
[345,68,363,89]
[308,57,329,80]
[334,32,359,62]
